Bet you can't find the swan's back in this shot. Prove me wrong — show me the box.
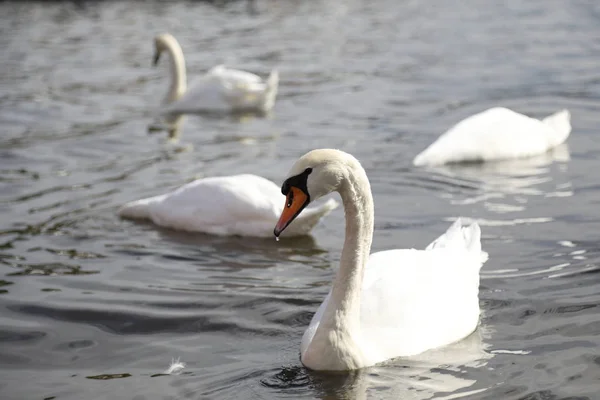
[210,65,262,84]
[157,174,280,215]
[171,66,278,113]
[359,219,486,363]
[119,174,338,237]
[212,66,279,112]
[119,174,281,234]
[413,107,572,166]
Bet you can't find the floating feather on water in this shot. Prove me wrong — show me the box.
[163,357,186,375]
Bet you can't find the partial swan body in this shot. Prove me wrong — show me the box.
[118,174,338,237]
[413,107,572,166]
[273,149,488,371]
[153,33,279,115]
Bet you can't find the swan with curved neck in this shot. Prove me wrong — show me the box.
[153,33,279,114]
[153,34,187,105]
[274,149,488,371]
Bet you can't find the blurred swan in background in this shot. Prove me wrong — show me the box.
[274,149,487,371]
[118,174,338,237]
[414,107,571,166]
[153,33,279,115]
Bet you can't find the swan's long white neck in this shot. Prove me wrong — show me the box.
[304,160,374,369]
[162,38,187,104]
[330,165,374,330]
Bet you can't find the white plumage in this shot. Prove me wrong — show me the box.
[153,33,279,115]
[118,174,338,237]
[413,107,572,166]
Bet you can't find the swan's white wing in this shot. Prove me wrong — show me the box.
[119,174,282,236]
[359,220,486,364]
[166,71,234,113]
[208,65,263,84]
[413,107,571,166]
[359,248,482,363]
[209,66,276,110]
[165,65,278,113]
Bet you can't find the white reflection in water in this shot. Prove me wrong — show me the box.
[309,327,492,400]
[435,144,570,196]
[430,145,571,225]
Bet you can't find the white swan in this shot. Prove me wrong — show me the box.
[118,174,338,237]
[413,107,572,166]
[273,149,488,371]
[153,33,279,114]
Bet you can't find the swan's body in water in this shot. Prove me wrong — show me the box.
[413,107,572,166]
[153,33,279,115]
[273,149,488,371]
[118,174,337,237]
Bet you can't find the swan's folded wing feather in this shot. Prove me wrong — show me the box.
[360,248,482,360]
[146,174,282,233]
[208,65,263,83]
[170,74,233,112]
[168,66,271,112]
[222,81,269,109]
[209,66,273,108]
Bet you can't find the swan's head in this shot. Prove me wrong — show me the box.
[153,33,177,66]
[274,149,352,237]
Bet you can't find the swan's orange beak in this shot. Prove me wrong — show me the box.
[274,186,309,237]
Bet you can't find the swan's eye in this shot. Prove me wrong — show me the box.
[286,190,294,207]
[305,168,313,174]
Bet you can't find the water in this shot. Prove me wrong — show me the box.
[1,0,600,398]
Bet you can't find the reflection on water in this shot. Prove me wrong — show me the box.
[148,109,276,148]
[424,145,572,229]
[147,113,187,139]
[263,328,492,400]
[432,144,570,199]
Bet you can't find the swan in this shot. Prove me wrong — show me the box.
[118,174,338,237]
[273,149,488,371]
[153,33,279,114]
[413,107,572,166]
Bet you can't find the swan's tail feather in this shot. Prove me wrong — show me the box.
[283,198,339,236]
[426,218,488,264]
[542,109,571,147]
[458,219,489,264]
[267,69,279,92]
[118,197,160,220]
[261,69,279,112]
[412,152,428,167]
[413,145,443,167]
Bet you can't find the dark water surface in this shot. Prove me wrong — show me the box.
[2,1,600,399]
